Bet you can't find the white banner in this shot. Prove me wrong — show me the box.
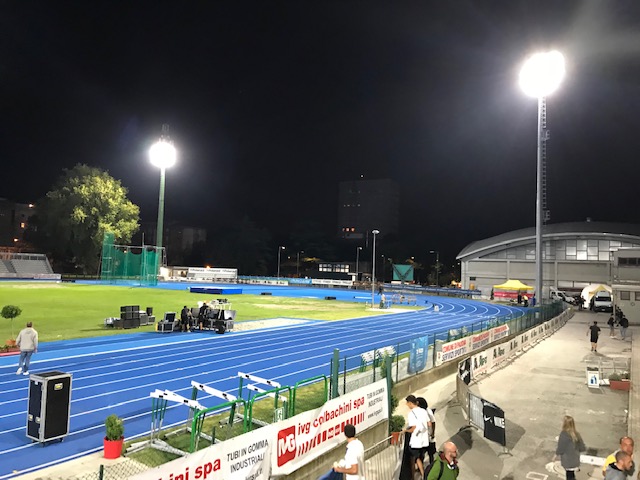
[471,350,490,377]
[437,338,470,365]
[271,379,388,475]
[129,425,274,480]
[490,324,509,342]
[311,279,353,287]
[470,331,491,352]
[188,267,238,280]
[519,330,532,350]
[491,342,508,367]
[130,380,388,480]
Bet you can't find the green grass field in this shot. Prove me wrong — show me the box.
[0,282,411,342]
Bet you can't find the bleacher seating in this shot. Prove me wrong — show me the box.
[11,259,53,276]
[0,260,15,274]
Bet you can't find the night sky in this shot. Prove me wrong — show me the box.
[2,2,640,262]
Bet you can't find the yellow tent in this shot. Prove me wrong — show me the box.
[493,279,535,291]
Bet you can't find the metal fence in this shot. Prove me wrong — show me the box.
[363,434,405,480]
[332,302,567,396]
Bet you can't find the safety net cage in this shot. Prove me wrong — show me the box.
[100,232,162,286]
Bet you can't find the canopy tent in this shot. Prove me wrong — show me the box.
[580,284,612,305]
[493,279,535,291]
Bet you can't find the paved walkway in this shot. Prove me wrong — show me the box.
[15,310,636,480]
[397,310,635,479]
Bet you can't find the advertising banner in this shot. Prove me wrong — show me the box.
[490,324,510,343]
[471,350,491,377]
[491,342,508,367]
[437,338,470,365]
[470,331,491,352]
[271,379,388,475]
[408,336,429,373]
[519,330,532,350]
[482,400,506,446]
[131,380,388,480]
[129,424,274,480]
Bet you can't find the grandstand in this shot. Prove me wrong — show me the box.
[0,252,58,279]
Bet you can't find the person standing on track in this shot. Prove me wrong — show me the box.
[16,322,38,376]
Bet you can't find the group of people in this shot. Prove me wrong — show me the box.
[555,416,636,479]
[179,300,225,332]
[587,313,631,353]
[402,394,458,480]
[608,308,631,340]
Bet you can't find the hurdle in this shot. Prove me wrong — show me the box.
[190,381,239,442]
[127,389,205,456]
[237,371,291,429]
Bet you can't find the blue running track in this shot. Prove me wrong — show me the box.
[0,284,524,478]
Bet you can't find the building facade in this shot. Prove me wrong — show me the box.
[0,198,35,247]
[457,222,640,298]
[337,178,399,240]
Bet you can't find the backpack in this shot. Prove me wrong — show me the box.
[424,456,445,480]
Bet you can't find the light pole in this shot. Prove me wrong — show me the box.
[430,250,440,286]
[149,129,177,261]
[371,230,380,307]
[277,246,285,278]
[296,250,304,277]
[519,50,565,303]
[355,246,362,279]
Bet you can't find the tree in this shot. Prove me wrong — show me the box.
[1,305,22,339]
[34,164,140,274]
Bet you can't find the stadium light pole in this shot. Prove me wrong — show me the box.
[355,246,362,278]
[519,50,565,303]
[277,246,285,278]
[149,130,177,260]
[430,250,440,286]
[296,250,304,277]
[371,230,380,307]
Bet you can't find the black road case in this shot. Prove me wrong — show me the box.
[27,371,72,443]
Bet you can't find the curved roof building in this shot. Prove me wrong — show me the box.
[456,221,640,297]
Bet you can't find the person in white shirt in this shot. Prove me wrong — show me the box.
[334,424,365,480]
[417,396,437,464]
[404,395,430,477]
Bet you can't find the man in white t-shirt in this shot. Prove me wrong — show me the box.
[404,395,430,477]
[334,423,365,480]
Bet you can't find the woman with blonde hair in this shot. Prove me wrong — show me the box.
[555,415,586,479]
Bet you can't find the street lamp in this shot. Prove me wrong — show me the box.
[296,250,304,277]
[277,246,285,278]
[149,130,177,258]
[355,246,362,279]
[430,250,440,286]
[519,50,565,303]
[371,230,380,307]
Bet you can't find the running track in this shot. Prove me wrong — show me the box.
[0,285,525,478]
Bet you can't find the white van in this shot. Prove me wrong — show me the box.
[593,291,613,312]
[550,289,575,305]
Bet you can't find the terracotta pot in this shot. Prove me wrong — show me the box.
[390,431,402,445]
[103,437,124,459]
[610,380,631,391]
[5,339,16,347]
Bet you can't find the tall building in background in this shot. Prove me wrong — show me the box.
[0,198,35,247]
[337,178,399,240]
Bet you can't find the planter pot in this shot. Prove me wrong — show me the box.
[610,380,631,391]
[103,437,124,459]
[390,431,402,445]
[5,339,16,347]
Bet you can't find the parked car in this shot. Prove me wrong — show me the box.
[550,289,576,305]
[593,291,613,312]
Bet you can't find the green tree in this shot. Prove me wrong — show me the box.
[35,164,140,274]
[1,305,22,338]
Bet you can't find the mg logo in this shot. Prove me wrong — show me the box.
[277,426,296,466]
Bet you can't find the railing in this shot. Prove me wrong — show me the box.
[363,434,405,480]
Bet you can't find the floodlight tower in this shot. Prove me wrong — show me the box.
[371,230,380,307]
[149,125,177,258]
[519,51,565,303]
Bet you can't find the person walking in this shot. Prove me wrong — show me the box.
[588,321,601,352]
[608,315,616,338]
[426,441,459,479]
[602,436,635,477]
[554,415,586,480]
[620,316,630,341]
[403,395,429,478]
[332,424,365,480]
[16,321,38,376]
[605,451,633,480]
[417,397,437,465]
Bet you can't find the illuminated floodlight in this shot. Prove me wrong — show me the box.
[519,50,565,98]
[149,140,177,169]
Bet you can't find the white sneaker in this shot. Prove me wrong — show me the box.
[23,371,29,376]
[16,368,22,375]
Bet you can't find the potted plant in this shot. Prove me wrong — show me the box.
[103,414,124,459]
[1,305,22,347]
[389,415,406,444]
[609,372,631,391]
